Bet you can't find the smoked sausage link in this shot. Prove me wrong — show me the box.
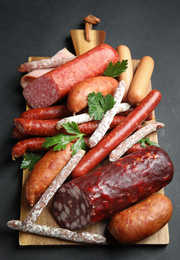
[23,44,119,108]
[24,142,73,206]
[20,105,72,120]
[52,146,174,231]
[67,76,118,113]
[108,193,173,244]
[71,89,162,178]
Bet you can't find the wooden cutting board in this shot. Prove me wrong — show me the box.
[19,58,169,246]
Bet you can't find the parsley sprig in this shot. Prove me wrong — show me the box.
[138,137,160,148]
[20,153,43,171]
[88,92,116,120]
[104,60,128,77]
[42,122,87,155]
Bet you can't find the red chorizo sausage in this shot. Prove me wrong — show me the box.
[14,116,126,137]
[108,193,173,244]
[23,44,119,108]
[11,137,48,160]
[24,142,74,206]
[20,105,72,119]
[11,136,90,160]
[71,89,162,178]
[52,146,174,231]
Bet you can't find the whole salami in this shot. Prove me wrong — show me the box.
[23,44,119,108]
[52,146,174,231]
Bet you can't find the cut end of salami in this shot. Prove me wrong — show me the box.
[52,183,92,231]
[23,75,62,108]
[22,44,119,108]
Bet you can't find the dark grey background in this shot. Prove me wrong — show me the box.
[0,0,180,259]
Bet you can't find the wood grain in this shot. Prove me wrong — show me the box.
[70,29,106,56]
[19,58,169,246]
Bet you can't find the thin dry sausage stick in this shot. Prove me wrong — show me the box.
[22,150,85,226]
[109,121,164,161]
[71,90,162,178]
[56,103,130,130]
[88,80,126,148]
[7,220,106,244]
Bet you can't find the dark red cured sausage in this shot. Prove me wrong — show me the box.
[12,127,29,139]
[11,136,90,160]
[52,146,174,231]
[14,119,60,136]
[11,137,48,160]
[14,116,126,137]
[71,89,162,178]
[20,105,72,119]
[23,44,119,108]
[125,142,148,155]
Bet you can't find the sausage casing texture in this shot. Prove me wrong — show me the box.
[24,142,73,206]
[11,137,47,160]
[20,105,72,119]
[116,45,133,102]
[14,116,125,137]
[23,44,119,108]
[128,56,154,105]
[67,76,118,113]
[108,193,173,244]
[52,146,174,231]
[71,89,162,178]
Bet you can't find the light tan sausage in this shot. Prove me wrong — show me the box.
[24,142,73,206]
[127,56,154,105]
[108,193,173,244]
[67,76,118,113]
[116,45,133,102]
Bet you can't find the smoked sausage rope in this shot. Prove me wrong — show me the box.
[7,220,106,244]
[22,150,85,227]
[71,89,162,178]
[109,121,164,161]
[88,80,126,148]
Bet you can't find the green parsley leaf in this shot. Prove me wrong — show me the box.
[42,122,87,154]
[88,92,116,120]
[104,60,128,77]
[137,137,160,148]
[20,153,43,171]
[71,136,87,156]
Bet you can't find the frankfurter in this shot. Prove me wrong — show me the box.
[116,45,133,102]
[14,116,126,137]
[24,142,74,206]
[71,89,162,178]
[20,105,72,120]
[67,76,118,113]
[128,56,154,105]
[23,44,119,108]
[108,193,173,244]
[52,146,174,231]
